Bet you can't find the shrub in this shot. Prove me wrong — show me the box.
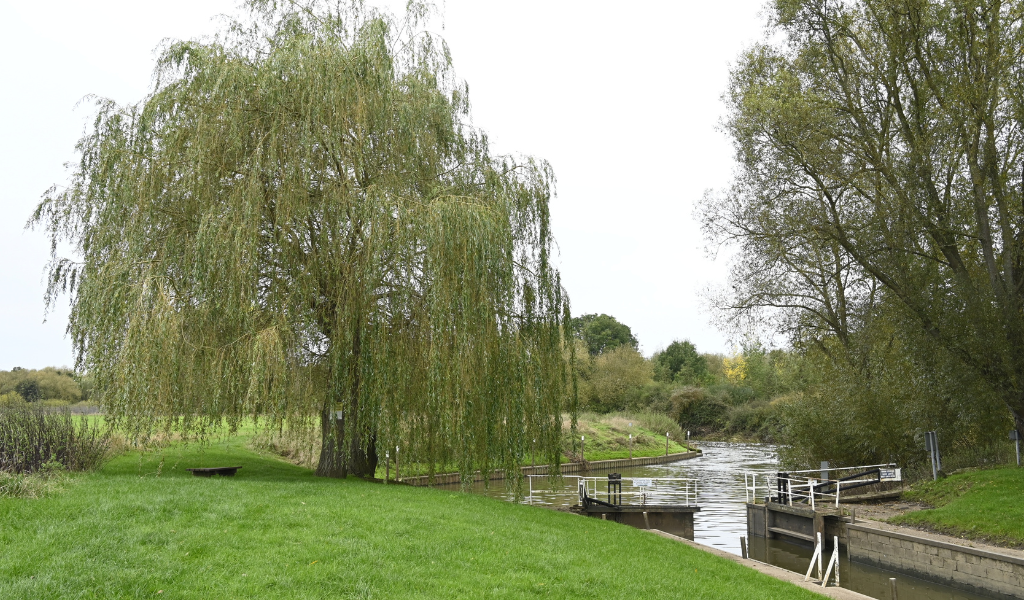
[0,391,26,407]
[724,399,781,440]
[671,387,729,433]
[0,405,110,473]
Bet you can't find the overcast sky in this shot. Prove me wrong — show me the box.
[0,0,768,370]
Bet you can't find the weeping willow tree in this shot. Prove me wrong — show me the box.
[31,0,576,482]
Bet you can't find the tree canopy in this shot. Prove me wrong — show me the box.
[573,313,638,356]
[32,0,576,481]
[652,341,710,385]
[704,0,1024,435]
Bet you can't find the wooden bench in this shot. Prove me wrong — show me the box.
[186,466,242,477]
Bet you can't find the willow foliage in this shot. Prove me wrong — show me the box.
[32,0,576,482]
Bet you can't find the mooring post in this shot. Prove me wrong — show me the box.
[665,432,669,456]
[890,577,898,600]
[629,433,633,460]
[740,536,748,559]
[643,511,650,529]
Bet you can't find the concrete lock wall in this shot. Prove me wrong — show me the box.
[846,524,1024,600]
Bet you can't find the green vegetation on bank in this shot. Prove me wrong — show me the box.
[566,412,690,462]
[0,440,823,599]
[571,313,802,443]
[891,466,1024,547]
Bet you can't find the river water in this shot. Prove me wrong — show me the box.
[443,441,999,600]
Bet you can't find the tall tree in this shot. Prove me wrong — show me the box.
[573,313,639,356]
[31,0,576,481]
[653,340,710,385]
[705,0,1024,433]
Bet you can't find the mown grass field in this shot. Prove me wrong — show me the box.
[892,465,1024,546]
[0,437,823,599]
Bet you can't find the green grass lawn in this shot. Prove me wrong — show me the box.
[0,439,823,599]
[891,465,1024,546]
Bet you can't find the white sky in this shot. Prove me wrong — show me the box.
[0,0,768,370]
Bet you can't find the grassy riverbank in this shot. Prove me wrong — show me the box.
[0,438,825,599]
[567,412,691,461]
[891,465,1024,547]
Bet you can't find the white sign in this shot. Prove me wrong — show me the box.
[633,478,653,487]
[880,468,901,482]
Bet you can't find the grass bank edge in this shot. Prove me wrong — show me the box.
[0,440,825,600]
[890,465,1024,548]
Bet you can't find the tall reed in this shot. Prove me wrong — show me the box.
[0,405,109,473]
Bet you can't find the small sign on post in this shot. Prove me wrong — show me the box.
[880,468,901,482]
[633,478,653,487]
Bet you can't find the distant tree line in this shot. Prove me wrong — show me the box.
[570,313,802,441]
[0,367,92,406]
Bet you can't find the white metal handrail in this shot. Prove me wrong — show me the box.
[773,474,841,509]
[756,464,901,509]
[744,472,773,504]
[524,475,698,506]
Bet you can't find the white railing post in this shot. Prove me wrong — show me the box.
[810,479,816,510]
[821,535,840,587]
[804,532,823,582]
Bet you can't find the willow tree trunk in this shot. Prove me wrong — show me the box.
[349,433,378,478]
[316,406,347,478]
[314,409,376,477]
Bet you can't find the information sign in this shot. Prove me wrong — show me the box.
[879,468,901,482]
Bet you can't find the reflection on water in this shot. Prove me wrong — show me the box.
[444,442,1004,599]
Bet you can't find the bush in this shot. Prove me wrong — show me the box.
[0,405,110,473]
[724,399,781,440]
[671,387,729,433]
[0,391,26,407]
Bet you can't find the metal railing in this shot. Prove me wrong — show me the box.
[746,463,901,509]
[524,474,698,507]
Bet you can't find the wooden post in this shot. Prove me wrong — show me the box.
[665,432,669,456]
[395,446,400,481]
[740,536,748,559]
[385,451,390,484]
[629,434,633,460]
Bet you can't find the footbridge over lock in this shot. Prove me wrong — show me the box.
[745,464,902,548]
[541,474,701,540]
